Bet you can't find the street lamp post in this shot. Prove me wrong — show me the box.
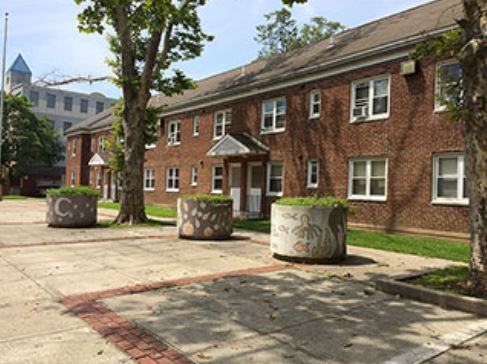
[0,13,8,200]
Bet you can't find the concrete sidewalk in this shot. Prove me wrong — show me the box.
[0,200,485,363]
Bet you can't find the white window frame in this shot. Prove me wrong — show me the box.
[435,59,461,112]
[71,139,77,157]
[350,75,390,123]
[213,110,231,140]
[432,153,468,205]
[193,116,200,136]
[98,136,105,153]
[261,98,286,134]
[309,89,321,119]
[307,159,319,189]
[167,120,181,146]
[212,165,224,194]
[266,161,284,197]
[166,167,180,193]
[70,171,75,187]
[348,158,388,201]
[144,168,156,192]
[191,166,198,186]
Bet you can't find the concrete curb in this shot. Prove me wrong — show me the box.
[376,278,487,317]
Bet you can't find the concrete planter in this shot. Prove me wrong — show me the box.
[177,198,233,240]
[271,204,347,262]
[46,195,97,228]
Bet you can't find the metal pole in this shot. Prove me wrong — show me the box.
[0,13,8,199]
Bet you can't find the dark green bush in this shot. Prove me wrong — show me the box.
[46,186,100,197]
[180,194,232,203]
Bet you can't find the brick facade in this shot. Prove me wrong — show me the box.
[66,56,469,236]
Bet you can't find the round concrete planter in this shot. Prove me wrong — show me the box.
[46,195,98,228]
[177,198,233,240]
[270,204,347,263]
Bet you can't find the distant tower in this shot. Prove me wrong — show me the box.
[5,54,31,93]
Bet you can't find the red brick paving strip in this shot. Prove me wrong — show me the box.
[0,234,178,249]
[62,264,289,363]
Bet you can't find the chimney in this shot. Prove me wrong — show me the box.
[327,34,336,49]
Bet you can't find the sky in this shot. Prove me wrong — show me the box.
[0,0,431,99]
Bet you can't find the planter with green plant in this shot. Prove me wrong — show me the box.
[46,187,99,228]
[177,194,233,239]
[271,196,349,262]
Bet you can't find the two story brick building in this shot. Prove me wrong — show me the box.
[66,0,469,239]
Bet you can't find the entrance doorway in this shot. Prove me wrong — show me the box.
[247,162,263,218]
[229,164,241,212]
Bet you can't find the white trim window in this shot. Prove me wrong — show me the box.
[144,168,156,191]
[267,161,284,196]
[71,139,77,156]
[96,170,102,189]
[432,153,468,205]
[435,59,462,112]
[193,116,200,136]
[212,165,224,194]
[213,110,231,139]
[70,171,75,187]
[309,90,321,119]
[261,98,286,134]
[166,167,180,192]
[191,166,198,186]
[348,158,387,201]
[98,136,105,153]
[351,75,390,122]
[307,159,319,189]
[167,120,181,146]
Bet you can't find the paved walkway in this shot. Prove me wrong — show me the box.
[0,200,485,363]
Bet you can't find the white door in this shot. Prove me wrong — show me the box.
[229,164,241,212]
[247,163,263,217]
[103,170,109,200]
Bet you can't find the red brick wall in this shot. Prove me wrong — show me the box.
[69,55,469,234]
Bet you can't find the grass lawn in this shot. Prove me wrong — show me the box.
[2,195,43,200]
[98,201,176,218]
[98,203,469,263]
[407,266,485,299]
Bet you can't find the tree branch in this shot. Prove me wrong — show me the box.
[35,75,112,87]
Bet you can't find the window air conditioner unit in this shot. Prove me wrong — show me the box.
[400,60,417,76]
[353,106,369,119]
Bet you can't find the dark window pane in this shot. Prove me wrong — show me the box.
[370,179,386,196]
[438,178,457,198]
[373,96,388,114]
[270,179,282,193]
[352,178,366,195]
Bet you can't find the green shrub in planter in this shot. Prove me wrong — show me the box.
[46,187,99,228]
[178,194,233,239]
[271,196,348,262]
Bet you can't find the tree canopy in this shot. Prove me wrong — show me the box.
[0,94,64,182]
[255,7,344,59]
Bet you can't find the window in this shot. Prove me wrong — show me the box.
[348,158,387,201]
[191,166,198,186]
[167,120,181,146]
[96,101,104,114]
[80,99,89,113]
[96,171,102,189]
[212,165,223,193]
[63,121,73,134]
[261,98,286,133]
[309,90,321,119]
[193,116,200,136]
[64,96,73,111]
[47,93,56,109]
[267,162,284,196]
[307,159,319,188]
[29,90,39,106]
[98,136,105,153]
[213,110,231,139]
[166,167,180,192]
[144,168,156,191]
[351,75,390,122]
[435,60,461,111]
[70,171,75,187]
[71,139,77,156]
[433,154,468,205]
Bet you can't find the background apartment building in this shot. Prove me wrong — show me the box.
[5,54,116,195]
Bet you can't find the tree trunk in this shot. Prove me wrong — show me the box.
[458,0,487,296]
[115,100,148,225]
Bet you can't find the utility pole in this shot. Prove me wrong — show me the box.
[0,13,8,200]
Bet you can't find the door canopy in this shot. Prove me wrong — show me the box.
[207,133,269,157]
